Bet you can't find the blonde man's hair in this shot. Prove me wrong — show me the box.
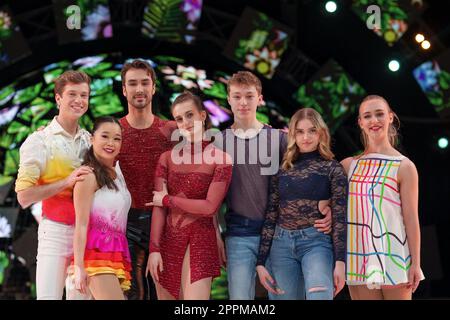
[54,70,91,96]
[227,71,262,95]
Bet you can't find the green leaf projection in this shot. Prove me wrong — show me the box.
[155,56,288,129]
[413,50,450,118]
[0,54,124,188]
[0,251,10,285]
[142,0,203,44]
[1,56,286,179]
[0,53,292,299]
[294,59,366,133]
[211,268,229,300]
[224,7,291,79]
[352,0,415,46]
[0,53,290,191]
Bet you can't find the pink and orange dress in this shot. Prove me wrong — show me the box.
[69,162,132,291]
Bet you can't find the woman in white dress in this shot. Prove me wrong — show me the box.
[341,95,424,300]
[68,116,132,299]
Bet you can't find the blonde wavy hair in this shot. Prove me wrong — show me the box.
[282,108,334,170]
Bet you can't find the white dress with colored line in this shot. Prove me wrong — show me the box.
[346,153,424,287]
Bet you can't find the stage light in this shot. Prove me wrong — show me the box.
[388,60,400,72]
[325,1,337,13]
[384,30,397,44]
[421,40,431,50]
[438,137,448,149]
[415,33,425,43]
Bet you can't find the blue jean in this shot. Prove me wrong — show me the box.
[225,235,261,300]
[268,225,334,300]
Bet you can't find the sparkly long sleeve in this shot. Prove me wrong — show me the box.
[164,163,233,216]
[149,153,169,253]
[256,174,280,266]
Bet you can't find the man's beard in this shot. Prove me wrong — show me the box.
[129,95,151,109]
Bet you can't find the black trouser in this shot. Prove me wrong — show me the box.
[125,208,157,300]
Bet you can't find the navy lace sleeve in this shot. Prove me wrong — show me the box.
[329,161,348,262]
[256,174,280,266]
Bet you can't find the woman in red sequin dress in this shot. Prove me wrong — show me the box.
[145,91,232,300]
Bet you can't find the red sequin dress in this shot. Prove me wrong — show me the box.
[149,141,232,299]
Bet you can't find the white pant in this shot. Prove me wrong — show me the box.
[36,218,90,300]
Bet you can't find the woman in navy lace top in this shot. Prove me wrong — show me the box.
[256,108,347,300]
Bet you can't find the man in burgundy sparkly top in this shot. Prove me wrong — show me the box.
[117,59,177,300]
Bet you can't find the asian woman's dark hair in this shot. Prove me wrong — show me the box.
[83,116,122,191]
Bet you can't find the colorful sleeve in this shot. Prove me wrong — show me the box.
[15,133,47,192]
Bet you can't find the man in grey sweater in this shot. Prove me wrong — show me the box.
[215,71,332,299]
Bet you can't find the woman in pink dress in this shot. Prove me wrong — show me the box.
[68,116,132,299]
[146,91,232,300]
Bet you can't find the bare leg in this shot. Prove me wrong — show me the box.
[155,282,176,300]
[179,245,212,300]
[348,285,384,300]
[89,274,125,300]
[382,285,412,300]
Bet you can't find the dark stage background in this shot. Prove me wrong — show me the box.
[0,0,449,299]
